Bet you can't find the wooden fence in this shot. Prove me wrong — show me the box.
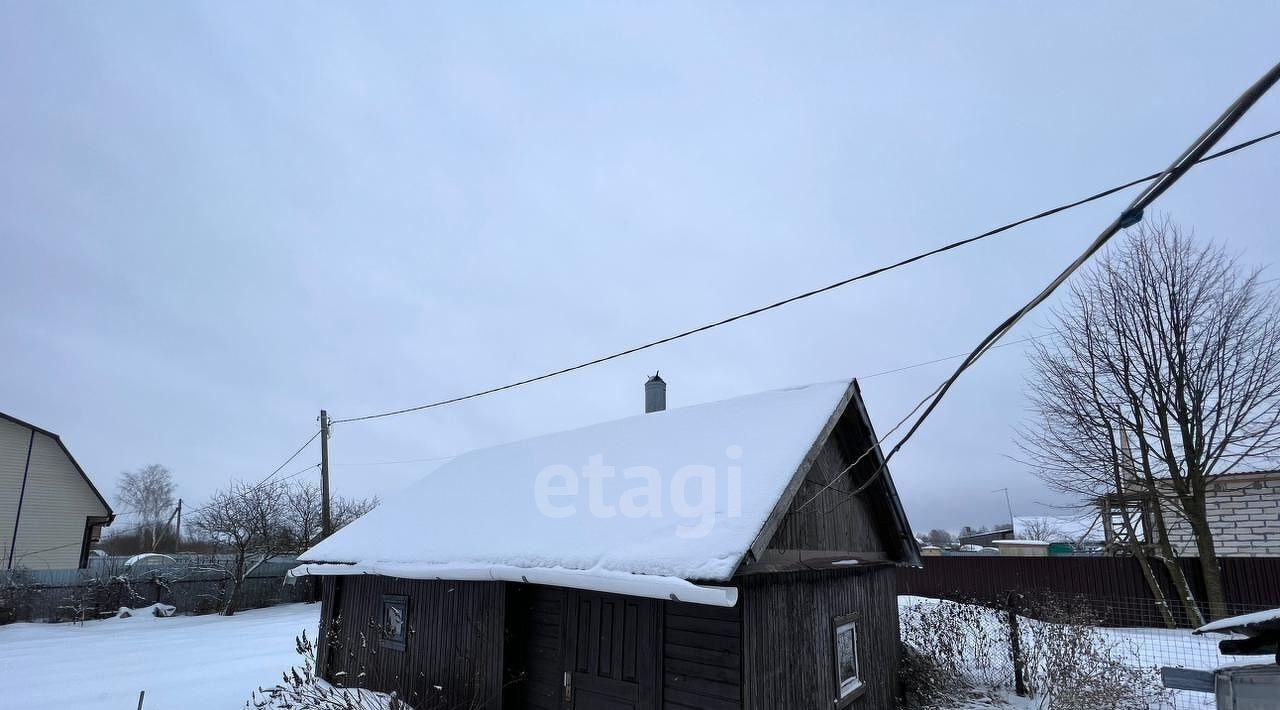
[896,556,1280,628]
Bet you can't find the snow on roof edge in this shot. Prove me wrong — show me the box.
[1195,607,1280,634]
[289,562,739,607]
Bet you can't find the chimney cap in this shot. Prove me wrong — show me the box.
[646,371,664,384]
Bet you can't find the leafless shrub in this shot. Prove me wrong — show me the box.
[898,641,989,709]
[900,598,1014,693]
[900,597,1171,708]
[249,631,410,710]
[1018,599,1169,709]
[0,568,43,624]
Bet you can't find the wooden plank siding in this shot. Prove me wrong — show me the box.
[767,408,900,559]
[506,585,745,710]
[741,566,899,710]
[318,576,506,709]
[504,584,567,710]
[662,600,742,710]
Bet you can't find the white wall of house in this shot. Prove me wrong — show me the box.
[1162,473,1280,557]
[0,416,112,570]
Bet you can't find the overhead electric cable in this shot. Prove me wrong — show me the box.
[333,127,1280,425]
[801,60,1280,514]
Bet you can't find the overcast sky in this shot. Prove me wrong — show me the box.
[2,3,1278,534]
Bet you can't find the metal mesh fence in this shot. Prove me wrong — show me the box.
[898,592,1275,709]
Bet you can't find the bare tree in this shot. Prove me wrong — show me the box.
[1016,518,1067,543]
[1019,218,1280,619]
[282,481,379,552]
[923,529,954,546]
[334,494,379,530]
[188,479,289,616]
[282,481,324,552]
[116,464,177,551]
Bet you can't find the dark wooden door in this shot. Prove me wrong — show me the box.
[562,590,658,710]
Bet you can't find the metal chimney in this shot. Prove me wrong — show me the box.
[645,372,666,413]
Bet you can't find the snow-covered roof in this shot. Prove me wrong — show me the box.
[1195,607,1280,635]
[295,380,912,605]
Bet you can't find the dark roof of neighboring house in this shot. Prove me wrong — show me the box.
[957,526,1014,543]
[0,411,115,524]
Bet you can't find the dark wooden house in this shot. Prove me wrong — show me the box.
[295,379,920,709]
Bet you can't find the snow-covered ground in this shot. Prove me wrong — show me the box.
[0,603,319,710]
[0,597,1253,710]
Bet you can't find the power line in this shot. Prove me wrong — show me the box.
[805,60,1280,515]
[332,127,1280,425]
[860,332,1056,380]
[331,454,459,467]
[880,61,1280,469]
[260,430,321,486]
[328,335,1047,470]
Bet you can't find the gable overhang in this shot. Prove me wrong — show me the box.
[0,411,116,525]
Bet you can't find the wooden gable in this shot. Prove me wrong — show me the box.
[737,380,920,575]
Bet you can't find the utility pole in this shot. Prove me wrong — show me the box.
[320,410,332,539]
[161,498,183,552]
[993,487,1014,531]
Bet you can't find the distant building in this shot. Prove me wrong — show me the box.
[1097,470,1280,558]
[1,412,115,570]
[956,526,1013,548]
[1163,471,1280,558]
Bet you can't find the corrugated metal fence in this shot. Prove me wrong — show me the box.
[897,556,1280,628]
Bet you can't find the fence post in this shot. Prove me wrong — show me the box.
[1006,593,1027,697]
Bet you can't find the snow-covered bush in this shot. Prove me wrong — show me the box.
[58,559,148,623]
[112,603,176,619]
[897,641,987,709]
[0,569,42,624]
[1018,598,1169,709]
[249,631,411,710]
[899,596,1170,709]
[899,597,1016,707]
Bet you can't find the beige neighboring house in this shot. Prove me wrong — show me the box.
[1,412,114,570]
